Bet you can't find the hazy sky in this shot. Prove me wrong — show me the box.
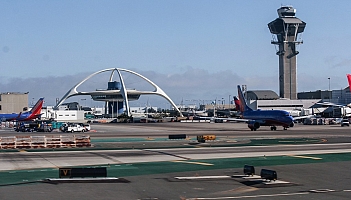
[1,1,351,107]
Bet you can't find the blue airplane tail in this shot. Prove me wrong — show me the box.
[237,85,252,113]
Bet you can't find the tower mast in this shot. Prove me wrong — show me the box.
[268,6,306,99]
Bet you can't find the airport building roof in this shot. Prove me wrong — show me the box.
[0,92,28,95]
[246,90,279,100]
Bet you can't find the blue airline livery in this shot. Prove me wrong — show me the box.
[0,98,44,122]
[235,85,294,131]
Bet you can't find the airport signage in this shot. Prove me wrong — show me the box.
[168,134,186,140]
[59,167,107,178]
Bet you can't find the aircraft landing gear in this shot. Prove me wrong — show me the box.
[270,126,277,131]
[250,128,257,131]
[283,127,288,130]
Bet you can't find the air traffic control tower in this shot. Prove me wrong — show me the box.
[268,6,306,99]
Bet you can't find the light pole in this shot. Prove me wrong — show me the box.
[213,99,217,117]
[229,95,231,109]
[328,77,330,91]
[242,85,247,101]
[81,99,86,107]
[328,77,331,102]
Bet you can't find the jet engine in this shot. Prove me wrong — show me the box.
[248,121,260,130]
[289,122,294,127]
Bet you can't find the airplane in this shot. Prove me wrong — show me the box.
[347,74,351,92]
[233,96,241,111]
[233,85,295,131]
[0,98,44,122]
[315,74,351,107]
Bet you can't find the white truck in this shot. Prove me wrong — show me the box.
[341,118,350,127]
[62,124,86,133]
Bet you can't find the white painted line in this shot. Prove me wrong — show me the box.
[172,160,213,166]
[242,175,261,179]
[186,192,309,199]
[46,177,119,181]
[242,176,290,184]
[288,155,322,160]
[175,176,231,180]
[310,189,335,193]
[263,180,290,184]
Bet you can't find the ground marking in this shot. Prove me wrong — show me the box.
[186,192,309,199]
[172,160,213,166]
[175,176,231,180]
[287,155,322,160]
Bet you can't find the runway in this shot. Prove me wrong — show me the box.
[1,143,351,171]
[0,122,351,200]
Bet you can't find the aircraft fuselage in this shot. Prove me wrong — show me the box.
[243,109,294,127]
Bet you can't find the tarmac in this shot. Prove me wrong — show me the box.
[0,122,351,199]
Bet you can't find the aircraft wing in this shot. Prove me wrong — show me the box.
[224,117,250,122]
[227,118,267,124]
[200,117,265,124]
[198,116,249,122]
[292,115,315,120]
[315,102,345,107]
[15,112,22,120]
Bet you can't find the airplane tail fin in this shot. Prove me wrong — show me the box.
[28,98,44,118]
[347,74,351,92]
[237,85,252,112]
[233,96,241,111]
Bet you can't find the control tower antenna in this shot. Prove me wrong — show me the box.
[268,6,306,99]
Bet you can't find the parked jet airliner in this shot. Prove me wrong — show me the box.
[0,98,44,122]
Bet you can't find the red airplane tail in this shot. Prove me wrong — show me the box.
[27,98,44,120]
[233,96,241,111]
[347,74,351,92]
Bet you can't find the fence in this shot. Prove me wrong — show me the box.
[0,135,91,149]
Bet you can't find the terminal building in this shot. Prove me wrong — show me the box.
[0,92,28,113]
[298,87,351,105]
[203,85,351,118]
[245,89,317,116]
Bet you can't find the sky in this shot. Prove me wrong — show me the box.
[1,0,351,108]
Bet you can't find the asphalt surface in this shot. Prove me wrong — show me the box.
[0,122,351,200]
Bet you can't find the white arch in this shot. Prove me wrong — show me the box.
[115,69,130,116]
[54,68,183,117]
